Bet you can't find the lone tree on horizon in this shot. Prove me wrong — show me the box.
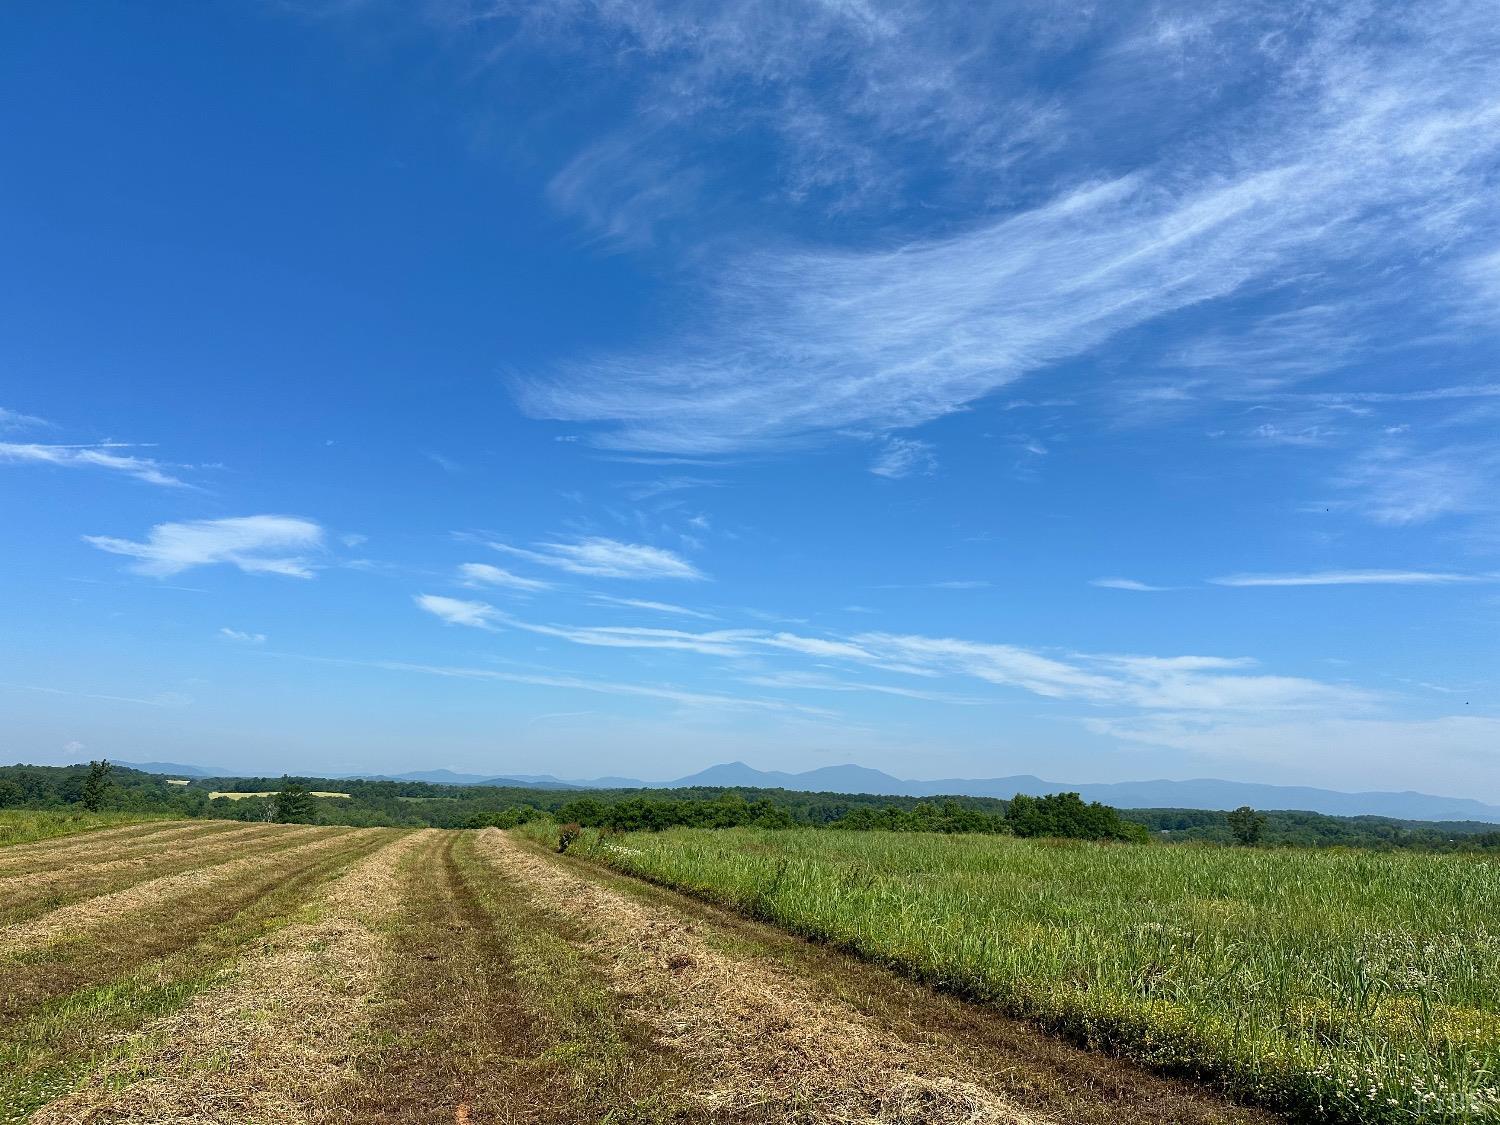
[80,759,112,812]
[1227,805,1267,846]
[272,777,315,824]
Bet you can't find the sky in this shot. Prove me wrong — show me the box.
[2,1,1498,797]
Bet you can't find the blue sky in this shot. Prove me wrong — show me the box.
[3,1,1498,797]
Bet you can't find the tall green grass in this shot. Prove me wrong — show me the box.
[562,826,1500,1124]
[0,810,177,848]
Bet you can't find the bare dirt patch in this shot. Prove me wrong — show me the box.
[29,830,430,1125]
[477,830,1046,1125]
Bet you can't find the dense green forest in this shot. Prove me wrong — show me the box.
[3,761,1498,850]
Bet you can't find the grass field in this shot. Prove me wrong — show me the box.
[561,826,1500,1124]
[0,810,182,848]
[0,817,1297,1124]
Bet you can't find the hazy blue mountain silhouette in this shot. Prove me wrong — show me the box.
[634,762,1500,821]
[119,757,1500,822]
[118,760,237,778]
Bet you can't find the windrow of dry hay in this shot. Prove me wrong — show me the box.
[30,829,431,1125]
[0,824,295,909]
[0,826,350,957]
[476,829,1047,1125]
[0,822,209,874]
[0,822,268,877]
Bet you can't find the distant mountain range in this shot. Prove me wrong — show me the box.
[116,759,1500,824]
[337,769,579,790]
[647,763,1500,821]
[118,760,237,779]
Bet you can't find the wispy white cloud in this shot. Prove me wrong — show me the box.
[501,0,1073,241]
[415,595,1366,716]
[1091,577,1172,592]
[457,562,552,592]
[1164,303,1368,379]
[1241,383,1500,409]
[621,476,721,501]
[2,681,193,708]
[274,651,828,716]
[219,627,267,644]
[519,4,1500,454]
[517,621,751,658]
[739,671,981,704]
[1248,423,1339,447]
[1,442,186,487]
[810,629,1366,712]
[1338,444,1500,525]
[589,594,717,620]
[1211,569,1495,587]
[491,536,704,580]
[0,407,50,431]
[869,436,935,478]
[86,516,325,578]
[415,594,505,631]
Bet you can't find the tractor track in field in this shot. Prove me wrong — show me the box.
[315,830,552,1125]
[320,829,696,1125]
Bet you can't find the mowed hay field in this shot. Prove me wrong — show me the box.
[0,817,1300,1125]
[0,817,1490,1125]
[559,826,1500,1124]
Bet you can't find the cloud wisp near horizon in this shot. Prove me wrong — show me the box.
[413,590,1371,715]
[1,0,1496,796]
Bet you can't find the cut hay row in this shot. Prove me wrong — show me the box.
[309,832,527,1124]
[0,824,301,921]
[0,820,265,878]
[0,834,393,1038]
[0,826,354,958]
[316,831,718,1124]
[0,821,199,870]
[0,832,391,1033]
[0,833,398,1120]
[476,829,1047,1125]
[29,830,431,1125]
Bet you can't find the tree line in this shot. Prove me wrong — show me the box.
[4,762,1499,850]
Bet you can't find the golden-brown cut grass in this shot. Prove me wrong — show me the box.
[30,830,429,1125]
[0,823,298,922]
[0,826,346,957]
[0,821,210,874]
[477,829,1046,1125]
[0,821,262,876]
